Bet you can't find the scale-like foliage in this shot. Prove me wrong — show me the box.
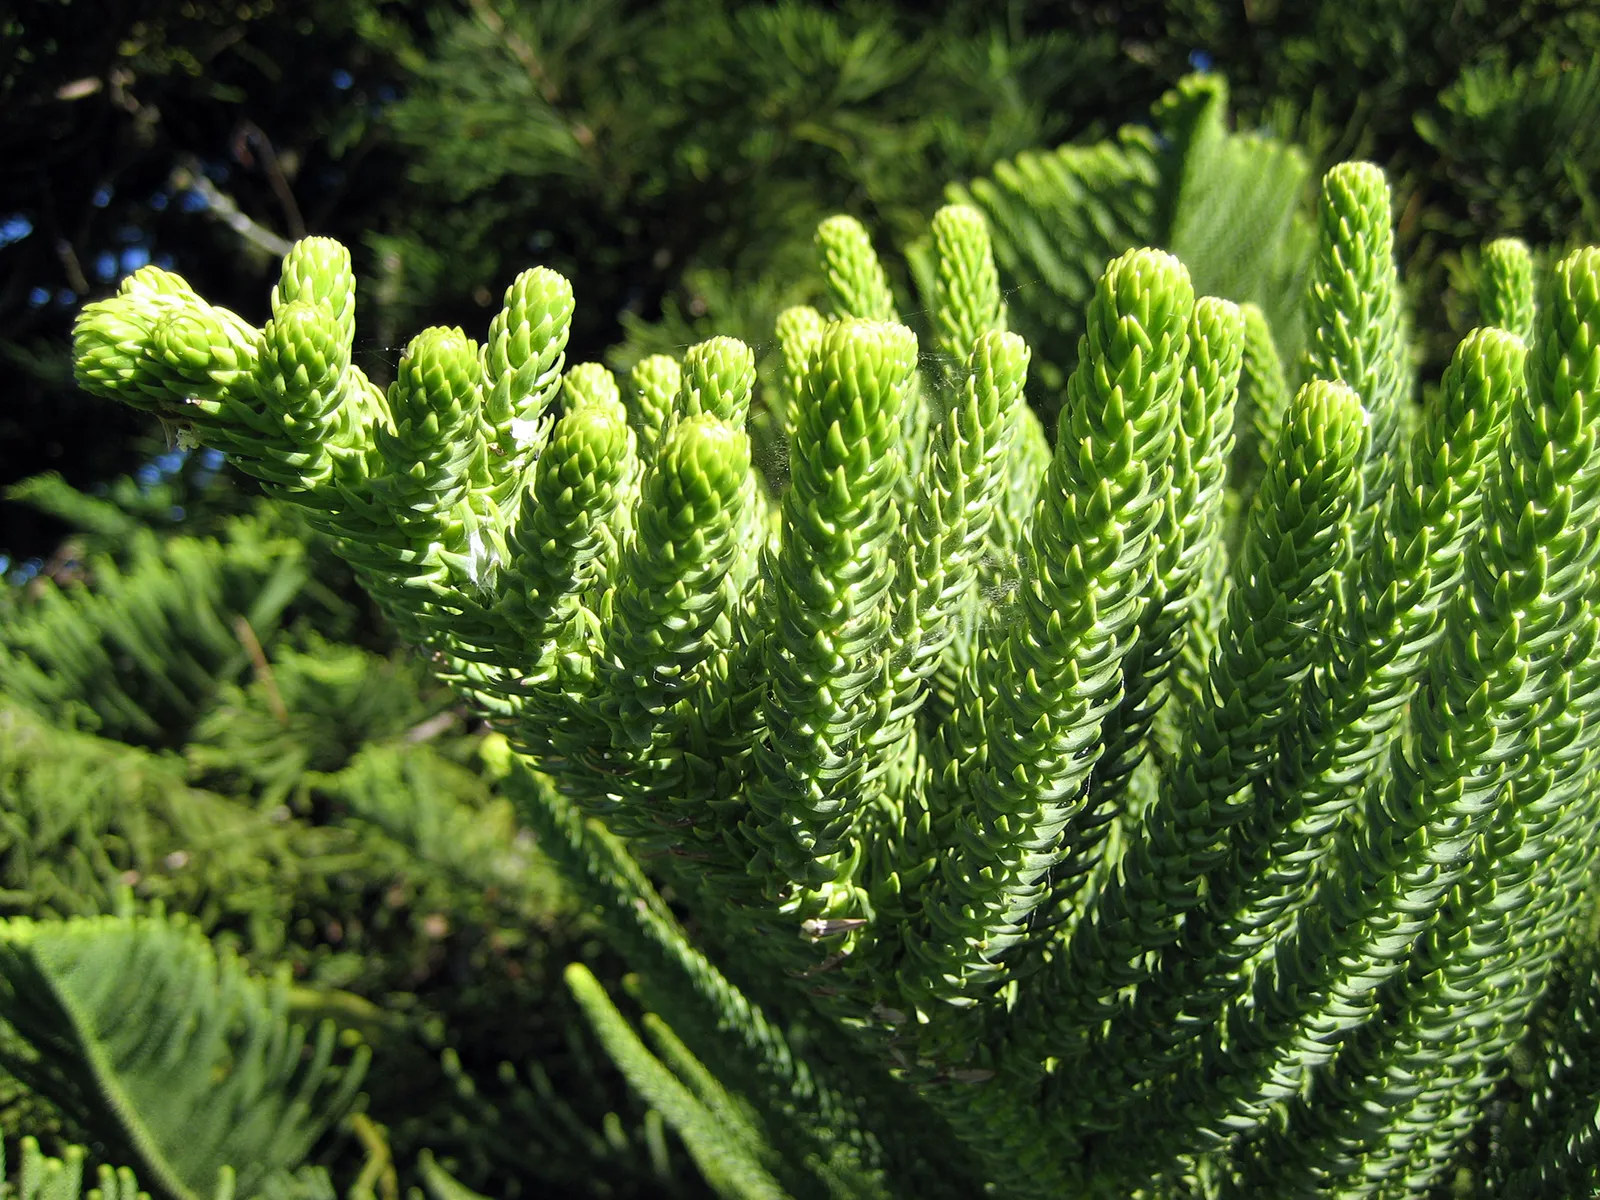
[495,753,896,1200]
[68,157,1600,1198]
[566,964,787,1200]
[0,1124,341,1200]
[0,701,337,946]
[1492,936,1600,1198]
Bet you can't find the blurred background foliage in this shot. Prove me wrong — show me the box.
[0,471,715,1195]
[3,0,1600,1193]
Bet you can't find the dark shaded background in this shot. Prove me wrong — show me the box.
[5,0,1598,558]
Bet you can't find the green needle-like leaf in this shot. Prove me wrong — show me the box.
[1083,325,1525,1172]
[1480,236,1537,343]
[1302,162,1410,547]
[599,412,754,849]
[817,215,898,323]
[0,912,366,1200]
[743,318,915,947]
[918,248,1192,1009]
[681,336,757,428]
[930,204,1006,380]
[481,266,574,494]
[628,353,684,462]
[1231,244,1600,1199]
[1041,377,1365,1064]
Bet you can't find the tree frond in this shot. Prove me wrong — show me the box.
[0,911,367,1200]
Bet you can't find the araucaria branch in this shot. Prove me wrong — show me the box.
[73,159,1600,1197]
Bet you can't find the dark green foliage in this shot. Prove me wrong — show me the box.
[1150,0,1600,381]
[1413,45,1600,247]
[1493,935,1600,1198]
[0,514,307,747]
[375,1,1130,376]
[0,476,709,1198]
[0,909,366,1200]
[499,759,902,1200]
[566,964,787,1200]
[0,1128,284,1200]
[0,703,335,947]
[0,0,413,553]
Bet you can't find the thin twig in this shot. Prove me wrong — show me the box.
[54,238,90,294]
[404,709,461,744]
[348,1113,400,1200]
[233,615,289,724]
[170,157,293,258]
[467,0,560,102]
[232,120,307,239]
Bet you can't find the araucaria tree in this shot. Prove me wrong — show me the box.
[68,153,1600,1198]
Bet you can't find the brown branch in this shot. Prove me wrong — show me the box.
[467,0,560,103]
[232,120,307,239]
[233,615,289,724]
[54,238,90,294]
[170,157,293,258]
[405,709,462,744]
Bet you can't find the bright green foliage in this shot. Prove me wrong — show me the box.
[1480,236,1538,343]
[1073,295,1243,905]
[679,339,757,428]
[19,1,1600,579]
[1300,161,1411,555]
[1225,246,1600,1199]
[772,307,827,442]
[745,317,915,937]
[1081,326,1534,1188]
[624,353,686,473]
[920,249,1194,1009]
[1040,377,1365,1077]
[815,217,899,326]
[69,161,1600,1199]
[928,205,1006,379]
[890,330,1029,754]
[1228,301,1293,510]
[566,963,788,1200]
[497,403,632,650]
[807,221,930,483]
[601,412,757,850]
[481,266,574,482]
[1080,325,1528,1130]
